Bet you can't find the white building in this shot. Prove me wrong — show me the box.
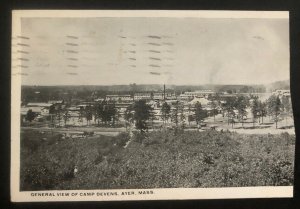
[25,103,53,116]
[27,102,53,108]
[134,93,152,100]
[48,100,64,105]
[153,92,176,100]
[179,90,215,100]
[106,95,133,102]
[188,97,211,106]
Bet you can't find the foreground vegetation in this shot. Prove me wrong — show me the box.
[20,129,295,190]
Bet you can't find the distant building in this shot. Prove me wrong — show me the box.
[153,92,164,100]
[27,102,53,108]
[188,97,211,106]
[179,93,193,101]
[106,95,133,102]
[153,92,176,100]
[25,103,53,116]
[21,106,51,118]
[273,90,290,97]
[94,98,105,102]
[21,106,48,123]
[21,107,41,115]
[134,93,152,101]
[48,100,64,105]
[77,104,88,110]
[66,106,81,117]
[179,90,215,100]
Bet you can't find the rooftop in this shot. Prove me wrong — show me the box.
[27,103,53,107]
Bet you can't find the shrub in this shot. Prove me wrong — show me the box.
[22,165,58,190]
[203,153,214,164]
[114,132,130,147]
[94,155,104,164]
[132,131,147,143]
[22,137,40,153]
[142,136,160,146]
[46,134,63,145]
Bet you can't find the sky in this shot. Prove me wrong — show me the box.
[15,17,289,86]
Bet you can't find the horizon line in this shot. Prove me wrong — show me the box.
[21,81,288,87]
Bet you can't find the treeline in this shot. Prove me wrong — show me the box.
[25,94,292,130]
[21,82,288,104]
[21,87,133,104]
[217,94,292,129]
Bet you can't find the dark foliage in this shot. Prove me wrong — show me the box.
[20,129,295,190]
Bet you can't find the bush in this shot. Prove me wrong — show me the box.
[142,136,160,146]
[22,137,40,153]
[132,131,147,143]
[46,134,63,145]
[114,132,130,147]
[22,165,58,190]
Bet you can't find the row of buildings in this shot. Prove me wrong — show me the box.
[21,89,290,124]
[105,90,215,102]
[20,90,215,123]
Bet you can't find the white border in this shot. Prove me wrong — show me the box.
[12,10,289,18]
[12,187,293,202]
[11,10,292,202]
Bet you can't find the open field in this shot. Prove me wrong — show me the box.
[20,129,295,190]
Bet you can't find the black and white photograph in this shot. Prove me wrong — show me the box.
[11,10,295,201]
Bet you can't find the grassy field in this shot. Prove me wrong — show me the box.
[20,129,295,190]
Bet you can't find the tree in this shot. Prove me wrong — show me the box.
[93,103,100,125]
[109,101,118,126]
[26,109,35,122]
[49,106,56,127]
[98,100,108,125]
[49,105,56,115]
[132,100,151,133]
[78,107,84,125]
[282,96,292,115]
[224,97,236,127]
[130,83,137,99]
[187,104,193,126]
[258,101,267,124]
[114,107,121,126]
[171,101,184,134]
[94,103,103,125]
[63,110,71,127]
[267,95,282,129]
[179,103,186,131]
[149,106,156,129]
[281,95,292,125]
[236,96,247,127]
[99,100,115,125]
[251,97,259,127]
[161,102,171,126]
[124,104,134,129]
[55,106,62,127]
[194,102,207,127]
[220,101,226,118]
[171,101,180,129]
[85,105,93,126]
[210,100,218,122]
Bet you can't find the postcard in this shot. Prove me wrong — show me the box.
[11,10,294,202]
